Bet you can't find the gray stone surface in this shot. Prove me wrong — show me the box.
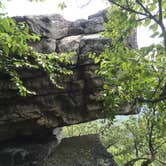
[0,9,138,142]
[32,37,56,53]
[0,34,107,141]
[47,134,117,166]
[0,134,117,166]
[15,14,71,40]
[0,135,60,166]
[0,9,138,166]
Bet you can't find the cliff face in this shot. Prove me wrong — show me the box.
[0,134,117,166]
[0,10,138,142]
[0,9,137,166]
[0,11,106,141]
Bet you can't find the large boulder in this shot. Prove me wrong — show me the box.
[47,134,117,166]
[0,9,138,142]
[0,9,139,166]
[0,134,117,166]
[0,135,59,166]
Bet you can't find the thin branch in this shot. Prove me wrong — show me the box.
[125,0,130,8]
[156,159,166,165]
[141,159,154,166]
[148,120,155,158]
[124,157,149,166]
[138,95,166,103]
[160,82,166,97]
[150,66,166,98]
[136,16,148,22]
[136,0,159,24]
[154,140,166,153]
[75,0,92,9]
[157,0,166,53]
[105,140,119,149]
[108,0,148,17]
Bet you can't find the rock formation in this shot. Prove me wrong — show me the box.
[0,134,117,166]
[0,9,138,142]
[0,9,137,166]
[47,134,117,166]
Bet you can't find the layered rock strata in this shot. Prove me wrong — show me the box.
[0,9,138,166]
[0,10,137,141]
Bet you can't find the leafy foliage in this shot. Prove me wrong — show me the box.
[58,1,67,10]
[88,2,166,164]
[0,1,74,96]
[1,0,165,165]
[88,1,166,165]
[89,2,166,119]
[109,110,166,166]
[63,108,166,166]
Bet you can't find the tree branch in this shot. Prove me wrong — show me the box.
[136,0,159,24]
[158,0,163,23]
[138,95,166,103]
[75,0,92,8]
[151,69,166,98]
[148,119,155,158]
[157,0,166,52]
[154,140,166,153]
[124,157,149,166]
[156,159,166,165]
[105,140,119,149]
[108,0,148,17]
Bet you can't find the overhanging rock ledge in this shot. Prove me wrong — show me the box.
[0,9,138,142]
[0,9,138,166]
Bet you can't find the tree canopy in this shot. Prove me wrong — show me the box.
[88,1,166,165]
[88,0,166,118]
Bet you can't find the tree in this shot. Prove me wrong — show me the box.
[89,1,166,165]
[103,110,166,166]
[116,111,166,166]
[89,0,166,117]
[107,0,166,52]
[63,108,166,166]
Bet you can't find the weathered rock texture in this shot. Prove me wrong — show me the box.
[47,134,117,166]
[0,10,138,142]
[0,135,58,166]
[0,9,138,166]
[0,134,117,166]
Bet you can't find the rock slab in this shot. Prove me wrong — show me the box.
[0,134,117,166]
[0,9,138,141]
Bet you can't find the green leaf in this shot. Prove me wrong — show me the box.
[149,23,158,32]
[58,2,67,10]
[143,19,151,27]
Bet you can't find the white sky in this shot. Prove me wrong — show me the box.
[4,0,108,20]
[3,0,162,48]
